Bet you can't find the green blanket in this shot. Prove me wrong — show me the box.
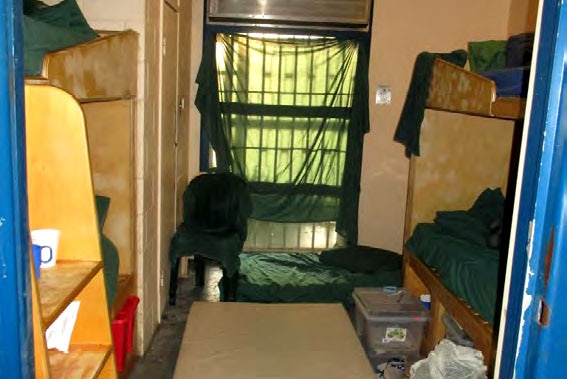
[394,50,468,157]
[405,220,500,324]
[405,189,504,324]
[232,252,402,307]
[95,195,119,308]
[23,0,98,75]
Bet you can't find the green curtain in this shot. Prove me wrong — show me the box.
[196,32,369,244]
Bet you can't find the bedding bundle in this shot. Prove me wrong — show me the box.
[23,0,98,75]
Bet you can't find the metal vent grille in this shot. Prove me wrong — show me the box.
[208,0,372,31]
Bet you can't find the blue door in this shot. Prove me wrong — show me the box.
[499,0,567,377]
[0,1,34,378]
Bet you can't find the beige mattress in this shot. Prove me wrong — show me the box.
[173,302,376,379]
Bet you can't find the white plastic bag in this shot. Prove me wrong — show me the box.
[410,339,487,379]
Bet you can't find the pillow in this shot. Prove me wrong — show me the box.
[319,245,402,274]
[434,210,489,247]
[467,188,505,227]
[506,33,535,68]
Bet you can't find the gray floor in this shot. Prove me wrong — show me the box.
[128,262,222,379]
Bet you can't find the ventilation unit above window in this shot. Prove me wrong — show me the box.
[207,0,373,31]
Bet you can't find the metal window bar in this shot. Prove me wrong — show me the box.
[244,219,339,252]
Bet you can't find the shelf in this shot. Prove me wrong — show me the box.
[38,260,102,327]
[49,344,112,379]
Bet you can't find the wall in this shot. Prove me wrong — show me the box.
[508,0,539,35]
[184,1,521,253]
[44,0,156,353]
[188,1,204,180]
[75,0,193,354]
[140,0,161,354]
[61,0,161,353]
[359,0,513,253]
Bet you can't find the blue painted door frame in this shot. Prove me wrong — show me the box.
[500,0,567,377]
[0,1,33,378]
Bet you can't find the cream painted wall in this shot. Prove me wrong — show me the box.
[188,0,204,180]
[508,0,539,34]
[360,0,513,253]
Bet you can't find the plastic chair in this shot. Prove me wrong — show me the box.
[168,171,252,305]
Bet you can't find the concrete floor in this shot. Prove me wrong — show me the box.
[128,261,222,379]
[127,260,411,379]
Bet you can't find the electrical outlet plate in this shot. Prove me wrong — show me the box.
[375,85,391,105]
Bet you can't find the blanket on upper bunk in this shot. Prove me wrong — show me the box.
[405,188,504,324]
[23,0,98,76]
[469,33,534,98]
[394,50,468,157]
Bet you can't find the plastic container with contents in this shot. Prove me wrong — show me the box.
[442,311,474,348]
[352,287,430,357]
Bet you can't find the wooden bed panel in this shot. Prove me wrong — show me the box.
[405,110,516,237]
[42,30,138,101]
[403,252,495,373]
[427,58,525,119]
[82,100,136,275]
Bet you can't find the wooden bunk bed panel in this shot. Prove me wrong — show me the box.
[41,30,138,101]
[82,100,135,275]
[404,110,516,238]
[403,253,495,366]
[427,58,526,119]
[25,9,140,370]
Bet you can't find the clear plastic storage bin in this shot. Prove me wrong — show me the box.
[352,287,429,357]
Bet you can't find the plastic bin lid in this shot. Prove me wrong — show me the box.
[353,287,430,321]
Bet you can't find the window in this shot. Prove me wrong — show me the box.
[196,30,369,248]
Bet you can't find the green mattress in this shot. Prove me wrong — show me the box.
[234,252,402,307]
[406,199,500,325]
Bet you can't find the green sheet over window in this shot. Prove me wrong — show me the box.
[196,33,370,244]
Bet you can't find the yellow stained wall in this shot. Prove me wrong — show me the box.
[360,0,513,252]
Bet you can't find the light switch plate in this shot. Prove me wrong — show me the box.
[375,85,391,105]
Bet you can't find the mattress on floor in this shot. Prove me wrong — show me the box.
[406,222,500,324]
[234,252,402,306]
[173,302,376,379]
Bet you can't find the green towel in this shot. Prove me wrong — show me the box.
[468,40,507,72]
[394,50,468,157]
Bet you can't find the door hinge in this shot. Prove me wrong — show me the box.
[162,37,167,56]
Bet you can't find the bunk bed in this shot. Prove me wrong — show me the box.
[426,57,526,120]
[399,53,528,374]
[23,1,138,330]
